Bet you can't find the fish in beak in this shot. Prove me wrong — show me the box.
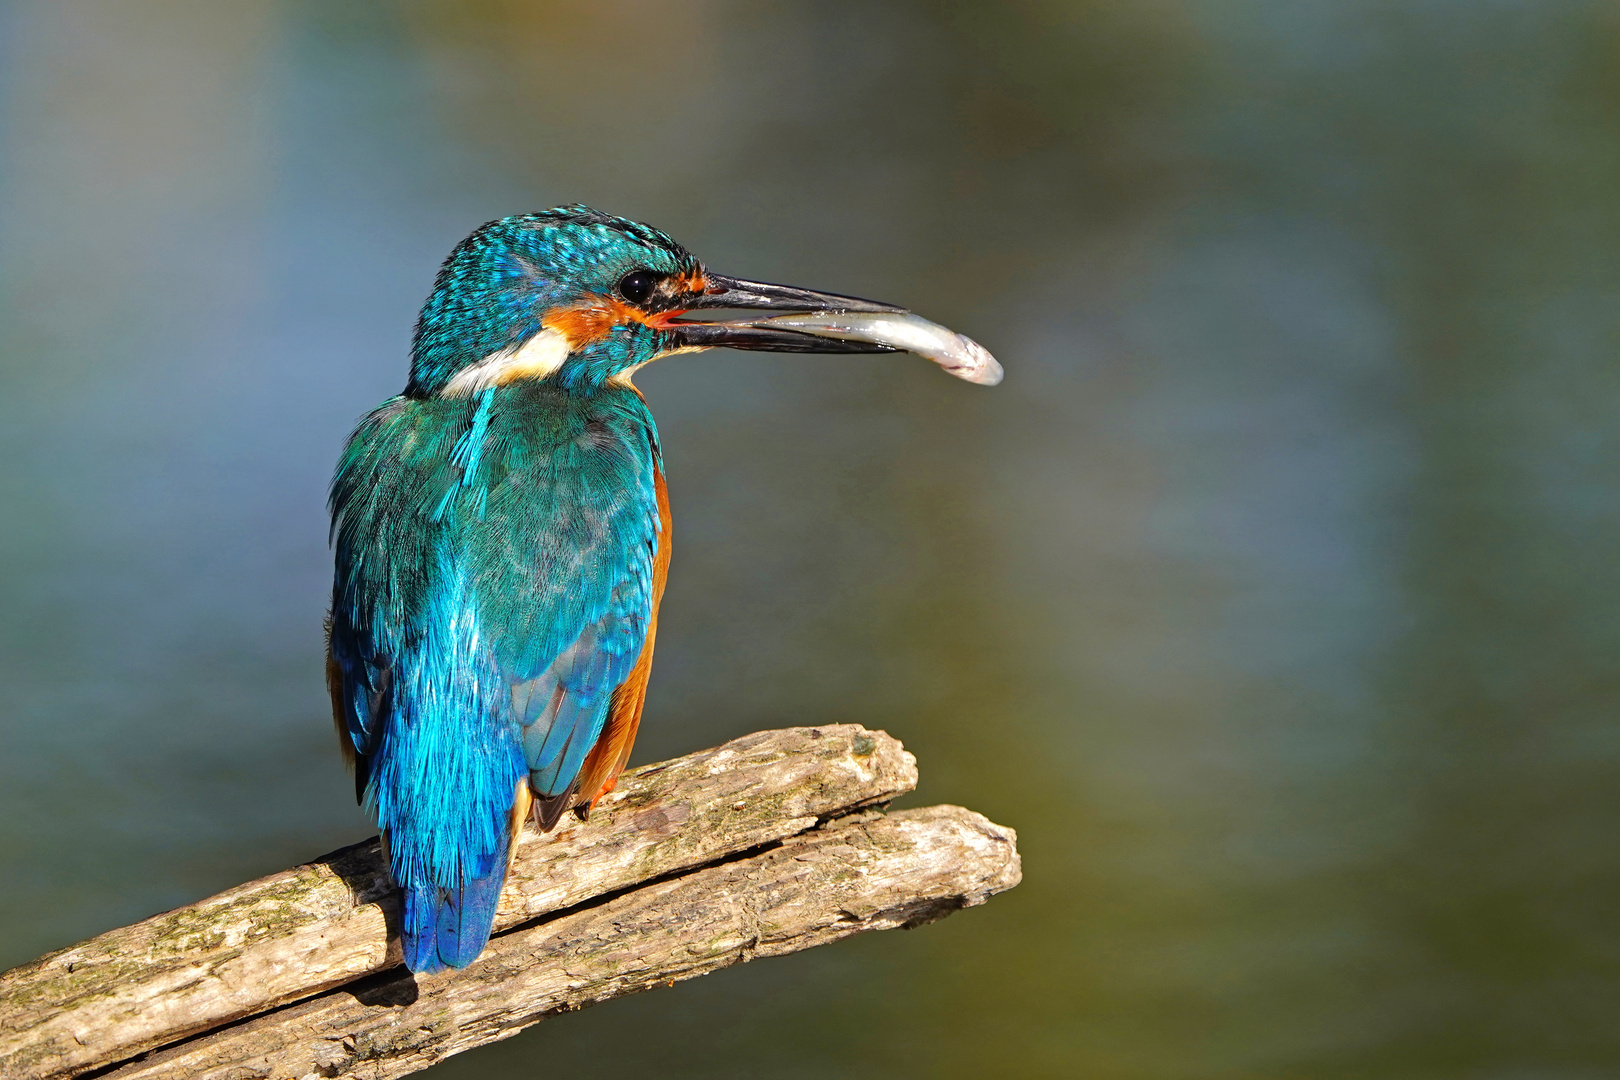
[666,272,1003,386]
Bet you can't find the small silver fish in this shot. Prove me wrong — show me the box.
[743,310,1004,386]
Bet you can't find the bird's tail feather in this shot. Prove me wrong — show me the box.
[400,827,510,973]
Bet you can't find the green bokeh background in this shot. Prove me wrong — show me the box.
[3,2,1618,1076]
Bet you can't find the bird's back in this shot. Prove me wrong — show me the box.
[328,382,664,971]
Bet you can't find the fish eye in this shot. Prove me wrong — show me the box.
[618,270,660,305]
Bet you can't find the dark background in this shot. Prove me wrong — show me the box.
[3,2,1618,1076]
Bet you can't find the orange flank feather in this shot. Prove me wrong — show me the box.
[325,641,355,774]
[507,778,532,874]
[575,462,672,814]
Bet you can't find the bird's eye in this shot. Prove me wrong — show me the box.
[618,270,659,305]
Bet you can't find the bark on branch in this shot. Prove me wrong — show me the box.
[0,727,1019,1080]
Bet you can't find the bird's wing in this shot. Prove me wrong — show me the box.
[507,562,651,827]
[571,462,672,816]
[519,459,671,827]
[326,390,663,970]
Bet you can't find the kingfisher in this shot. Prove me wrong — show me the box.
[327,206,1000,974]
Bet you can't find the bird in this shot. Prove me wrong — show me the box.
[326,205,999,974]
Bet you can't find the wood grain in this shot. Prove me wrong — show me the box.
[0,726,917,1080]
[102,805,1020,1080]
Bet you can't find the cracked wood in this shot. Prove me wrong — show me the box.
[102,805,1021,1080]
[0,725,917,1080]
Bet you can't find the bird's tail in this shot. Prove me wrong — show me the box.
[399,825,511,974]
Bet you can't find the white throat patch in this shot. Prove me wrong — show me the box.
[442,328,570,397]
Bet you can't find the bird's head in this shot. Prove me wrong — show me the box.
[407,205,998,398]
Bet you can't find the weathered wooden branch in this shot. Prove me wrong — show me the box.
[98,805,1016,1080]
[0,727,1020,1080]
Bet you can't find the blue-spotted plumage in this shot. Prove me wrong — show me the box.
[330,376,663,972]
[330,208,680,972]
[328,205,932,974]
[406,206,697,397]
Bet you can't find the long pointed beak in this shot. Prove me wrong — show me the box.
[666,271,1004,386]
[668,273,905,354]
[687,273,904,314]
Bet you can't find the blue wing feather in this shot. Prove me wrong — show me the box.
[329,384,661,972]
[518,587,648,796]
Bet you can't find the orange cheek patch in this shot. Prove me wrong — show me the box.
[542,280,703,348]
[542,295,646,349]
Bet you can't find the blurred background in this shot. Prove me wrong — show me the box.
[2,1,1618,1076]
